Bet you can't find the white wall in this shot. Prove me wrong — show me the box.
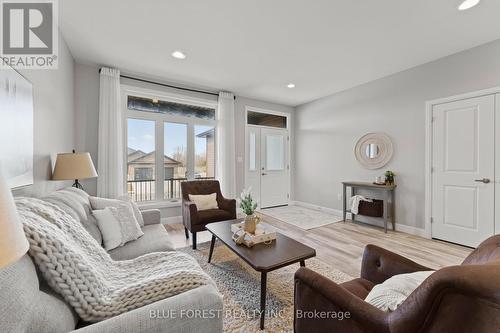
[294,39,500,230]
[13,32,76,197]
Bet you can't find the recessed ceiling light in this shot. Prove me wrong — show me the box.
[171,50,186,59]
[458,0,480,10]
[287,83,295,89]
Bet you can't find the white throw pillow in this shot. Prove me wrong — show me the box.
[93,208,123,250]
[118,195,145,227]
[90,196,144,227]
[93,204,144,251]
[188,193,219,211]
[365,270,434,312]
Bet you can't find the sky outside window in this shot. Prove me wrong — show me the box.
[128,119,155,153]
[128,120,207,155]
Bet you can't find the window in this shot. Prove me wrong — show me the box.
[195,125,216,179]
[247,111,287,128]
[249,132,256,171]
[164,122,187,200]
[128,96,215,120]
[164,167,174,180]
[125,92,216,203]
[127,119,156,201]
[135,168,153,181]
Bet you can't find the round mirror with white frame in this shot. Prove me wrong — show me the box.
[355,133,393,169]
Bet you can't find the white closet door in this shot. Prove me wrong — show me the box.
[431,95,495,247]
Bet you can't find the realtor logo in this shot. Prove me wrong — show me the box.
[1,0,58,69]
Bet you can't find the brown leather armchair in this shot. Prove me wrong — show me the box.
[294,234,500,333]
[181,180,236,249]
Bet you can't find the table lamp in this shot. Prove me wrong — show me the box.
[0,171,29,268]
[52,150,98,190]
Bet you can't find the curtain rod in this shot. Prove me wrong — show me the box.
[99,68,235,99]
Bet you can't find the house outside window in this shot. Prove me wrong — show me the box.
[124,87,217,203]
[195,126,215,178]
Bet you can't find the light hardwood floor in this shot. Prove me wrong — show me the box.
[165,214,472,277]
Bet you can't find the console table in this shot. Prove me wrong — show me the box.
[342,181,396,233]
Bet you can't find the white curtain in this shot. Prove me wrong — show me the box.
[97,67,124,198]
[216,92,236,198]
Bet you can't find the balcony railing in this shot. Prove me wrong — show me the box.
[164,177,186,200]
[127,177,215,202]
[127,179,155,202]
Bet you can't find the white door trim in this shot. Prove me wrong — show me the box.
[244,106,291,208]
[424,86,500,240]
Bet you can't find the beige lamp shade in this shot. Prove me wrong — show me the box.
[52,152,98,181]
[0,170,29,268]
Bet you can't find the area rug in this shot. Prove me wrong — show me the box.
[260,205,343,230]
[179,241,352,333]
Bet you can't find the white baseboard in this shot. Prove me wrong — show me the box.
[394,224,427,237]
[161,216,182,225]
[290,200,427,238]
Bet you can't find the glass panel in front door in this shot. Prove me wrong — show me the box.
[265,134,284,170]
[249,132,256,171]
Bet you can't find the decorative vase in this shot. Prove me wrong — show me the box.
[244,214,260,234]
[385,175,394,185]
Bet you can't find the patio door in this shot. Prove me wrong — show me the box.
[246,126,289,209]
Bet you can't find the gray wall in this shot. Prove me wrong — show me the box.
[294,39,500,229]
[74,63,100,195]
[13,32,76,197]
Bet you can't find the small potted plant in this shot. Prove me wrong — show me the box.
[385,170,395,185]
[240,187,260,234]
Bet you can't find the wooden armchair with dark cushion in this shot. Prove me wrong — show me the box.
[294,234,500,333]
[181,180,236,249]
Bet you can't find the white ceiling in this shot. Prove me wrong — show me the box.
[60,0,500,106]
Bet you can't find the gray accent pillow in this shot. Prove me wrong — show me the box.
[89,196,143,227]
[118,195,145,227]
[93,205,144,250]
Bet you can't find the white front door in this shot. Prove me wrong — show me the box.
[431,95,495,247]
[260,127,289,208]
[246,127,289,209]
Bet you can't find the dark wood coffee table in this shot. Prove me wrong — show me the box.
[205,219,316,330]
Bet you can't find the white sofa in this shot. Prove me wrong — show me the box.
[0,188,223,333]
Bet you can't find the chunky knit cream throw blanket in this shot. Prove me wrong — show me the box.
[16,197,216,322]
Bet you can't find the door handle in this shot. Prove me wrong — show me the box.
[474,178,491,184]
[262,173,267,176]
